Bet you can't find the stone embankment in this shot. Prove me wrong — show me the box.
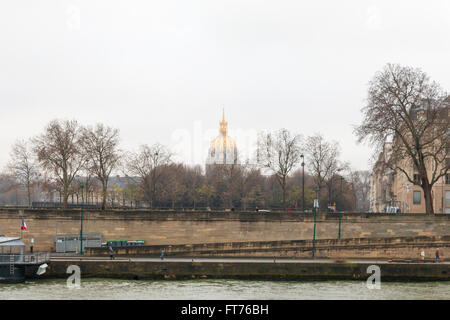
[26,259,450,281]
[1,208,449,252]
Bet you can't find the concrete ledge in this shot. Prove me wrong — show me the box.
[85,236,450,260]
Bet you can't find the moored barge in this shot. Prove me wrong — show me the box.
[0,236,50,283]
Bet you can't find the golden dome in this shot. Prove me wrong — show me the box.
[210,135,237,152]
[206,109,238,165]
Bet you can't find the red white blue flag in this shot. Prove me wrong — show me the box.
[21,219,27,230]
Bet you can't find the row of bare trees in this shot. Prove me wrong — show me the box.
[3,63,444,213]
[256,130,352,211]
[1,119,367,211]
[4,120,121,209]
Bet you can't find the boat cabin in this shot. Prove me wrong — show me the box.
[0,236,26,254]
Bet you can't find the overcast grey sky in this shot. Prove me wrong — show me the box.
[1,0,449,172]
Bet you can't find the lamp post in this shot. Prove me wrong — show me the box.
[312,186,319,258]
[149,151,159,210]
[339,176,343,240]
[300,154,305,212]
[80,184,85,255]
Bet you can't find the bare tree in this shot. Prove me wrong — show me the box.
[257,128,303,211]
[183,165,204,210]
[324,161,350,206]
[196,184,215,209]
[305,134,346,206]
[355,63,449,214]
[159,163,187,209]
[32,119,86,208]
[237,162,263,211]
[7,139,39,207]
[0,173,14,192]
[348,170,371,211]
[80,123,121,209]
[125,143,173,208]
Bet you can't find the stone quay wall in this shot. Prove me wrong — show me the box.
[1,208,449,252]
[26,260,450,281]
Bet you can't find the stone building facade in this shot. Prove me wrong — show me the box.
[369,108,449,213]
[370,150,449,213]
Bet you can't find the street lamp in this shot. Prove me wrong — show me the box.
[300,154,305,212]
[150,151,159,210]
[80,184,85,255]
[339,176,344,240]
[312,186,319,258]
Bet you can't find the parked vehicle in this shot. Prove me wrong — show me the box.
[102,240,145,247]
[385,206,401,213]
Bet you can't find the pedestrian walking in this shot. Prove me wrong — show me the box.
[160,248,164,260]
[108,246,115,260]
[435,248,441,262]
[420,250,425,261]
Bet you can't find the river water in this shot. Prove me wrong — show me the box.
[0,279,449,300]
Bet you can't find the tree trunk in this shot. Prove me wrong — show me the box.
[422,183,434,214]
[102,182,108,210]
[282,178,287,212]
[27,182,31,208]
[419,163,434,214]
[328,182,332,204]
[317,187,321,213]
[63,193,69,209]
[63,187,69,209]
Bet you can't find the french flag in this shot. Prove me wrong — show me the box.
[21,219,27,230]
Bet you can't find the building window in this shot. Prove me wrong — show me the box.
[413,174,421,185]
[446,174,450,185]
[413,191,421,205]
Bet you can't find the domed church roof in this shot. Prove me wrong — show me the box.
[206,109,238,166]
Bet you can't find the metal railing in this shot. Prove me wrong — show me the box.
[0,253,50,265]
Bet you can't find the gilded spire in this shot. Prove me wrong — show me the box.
[219,107,227,136]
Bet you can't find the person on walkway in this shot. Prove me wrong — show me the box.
[160,248,164,260]
[420,250,425,261]
[108,246,115,260]
[435,248,441,262]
